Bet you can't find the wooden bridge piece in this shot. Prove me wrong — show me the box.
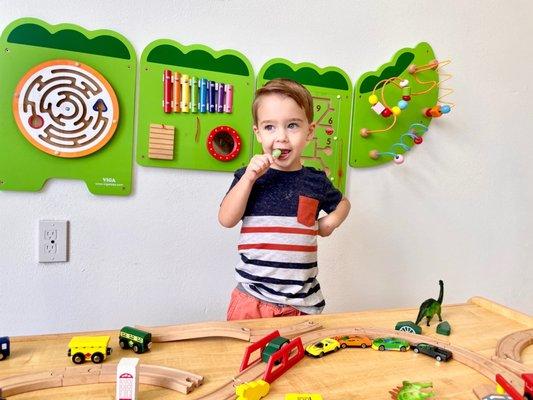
[138,320,322,343]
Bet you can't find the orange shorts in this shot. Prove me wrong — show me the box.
[226,288,306,320]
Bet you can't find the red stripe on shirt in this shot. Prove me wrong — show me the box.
[238,243,318,252]
[240,226,318,235]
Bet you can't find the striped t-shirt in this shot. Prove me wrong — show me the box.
[229,166,343,314]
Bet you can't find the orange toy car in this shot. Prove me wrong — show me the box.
[333,335,372,349]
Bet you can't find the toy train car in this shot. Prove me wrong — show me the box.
[0,336,10,360]
[119,326,152,354]
[67,336,112,364]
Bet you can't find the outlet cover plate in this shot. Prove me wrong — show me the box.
[38,220,68,262]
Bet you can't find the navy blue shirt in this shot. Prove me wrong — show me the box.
[229,166,343,314]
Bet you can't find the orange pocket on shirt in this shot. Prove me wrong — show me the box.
[297,195,319,227]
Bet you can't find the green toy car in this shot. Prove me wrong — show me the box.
[372,337,410,352]
[262,336,289,363]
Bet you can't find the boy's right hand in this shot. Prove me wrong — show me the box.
[242,154,274,183]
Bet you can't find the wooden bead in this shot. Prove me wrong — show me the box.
[369,149,380,159]
[369,94,378,105]
[441,105,451,114]
[393,154,405,164]
[430,106,442,117]
[381,108,392,117]
[372,102,386,115]
[360,128,370,138]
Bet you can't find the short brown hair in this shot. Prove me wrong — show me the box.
[252,78,314,125]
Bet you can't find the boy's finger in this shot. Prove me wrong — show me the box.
[259,156,270,168]
[265,154,275,164]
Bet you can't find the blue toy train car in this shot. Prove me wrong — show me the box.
[0,336,10,360]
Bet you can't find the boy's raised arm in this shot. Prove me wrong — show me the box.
[218,177,254,228]
[218,154,274,228]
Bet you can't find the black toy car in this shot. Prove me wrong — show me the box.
[413,342,452,362]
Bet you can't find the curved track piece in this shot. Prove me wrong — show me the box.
[495,329,533,363]
[0,363,203,397]
[491,329,533,376]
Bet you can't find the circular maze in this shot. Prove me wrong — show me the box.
[13,59,119,158]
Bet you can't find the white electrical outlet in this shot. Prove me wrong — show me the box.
[39,220,68,262]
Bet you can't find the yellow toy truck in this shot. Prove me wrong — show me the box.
[67,336,112,364]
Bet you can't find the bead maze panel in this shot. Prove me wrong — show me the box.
[136,40,255,172]
[255,59,353,194]
[0,18,136,195]
[350,42,452,168]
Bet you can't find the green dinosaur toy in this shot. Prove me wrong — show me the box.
[414,280,444,326]
[390,381,435,400]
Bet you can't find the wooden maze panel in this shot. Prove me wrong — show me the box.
[0,18,136,195]
[13,59,119,158]
[255,59,353,194]
[301,95,343,183]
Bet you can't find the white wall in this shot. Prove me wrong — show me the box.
[1,0,531,336]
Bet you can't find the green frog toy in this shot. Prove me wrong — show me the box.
[390,381,435,400]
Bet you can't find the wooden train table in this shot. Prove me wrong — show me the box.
[1,297,531,399]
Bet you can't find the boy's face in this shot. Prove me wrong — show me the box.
[253,94,315,171]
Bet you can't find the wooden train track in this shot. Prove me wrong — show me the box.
[1,326,529,399]
[197,326,528,399]
[136,320,321,343]
[197,361,266,400]
[0,363,203,397]
[495,329,533,363]
[489,329,533,378]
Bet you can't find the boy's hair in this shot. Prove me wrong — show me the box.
[252,78,314,125]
